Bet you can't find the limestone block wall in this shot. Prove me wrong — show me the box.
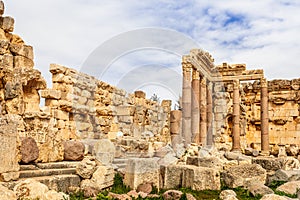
[44,64,171,144]
[0,2,171,166]
[218,79,300,150]
[0,10,59,163]
[243,79,300,148]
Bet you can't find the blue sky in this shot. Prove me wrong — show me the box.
[3,0,300,103]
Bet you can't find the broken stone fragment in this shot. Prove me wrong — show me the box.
[0,16,14,32]
[76,156,97,179]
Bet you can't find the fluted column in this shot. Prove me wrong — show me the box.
[232,80,240,152]
[207,81,213,146]
[182,63,192,146]
[200,77,207,146]
[261,78,269,154]
[191,69,200,144]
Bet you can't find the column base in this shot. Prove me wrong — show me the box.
[230,148,241,153]
[260,150,270,156]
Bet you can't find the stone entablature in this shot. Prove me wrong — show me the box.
[180,49,300,154]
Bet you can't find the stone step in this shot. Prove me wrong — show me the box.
[1,174,81,193]
[113,158,128,164]
[115,163,127,169]
[20,165,39,171]
[20,161,80,171]
[125,152,144,158]
[19,168,76,178]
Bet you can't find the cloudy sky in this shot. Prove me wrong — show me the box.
[4,0,300,103]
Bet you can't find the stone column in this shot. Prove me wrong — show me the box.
[170,110,182,148]
[261,78,270,154]
[231,80,240,152]
[207,81,213,146]
[191,69,200,144]
[200,77,207,146]
[182,63,192,146]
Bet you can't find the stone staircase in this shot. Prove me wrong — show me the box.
[113,152,149,171]
[1,161,81,193]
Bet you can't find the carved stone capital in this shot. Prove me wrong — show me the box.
[192,69,200,80]
[261,78,268,88]
[233,80,240,90]
[182,63,193,73]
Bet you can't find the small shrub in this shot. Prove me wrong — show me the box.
[110,173,131,194]
[69,191,85,200]
[268,180,286,190]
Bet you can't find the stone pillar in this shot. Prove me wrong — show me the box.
[231,80,240,152]
[191,69,200,144]
[207,81,213,146]
[261,78,270,154]
[170,110,182,148]
[182,63,192,146]
[200,77,207,146]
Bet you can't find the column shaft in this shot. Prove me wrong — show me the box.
[182,63,192,146]
[200,77,207,146]
[191,70,200,144]
[207,82,213,146]
[261,78,269,153]
[232,80,240,151]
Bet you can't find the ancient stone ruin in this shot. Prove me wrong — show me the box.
[1,1,300,200]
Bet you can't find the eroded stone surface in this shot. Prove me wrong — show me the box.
[20,137,39,163]
[222,164,266,188]
[64,140,84,161]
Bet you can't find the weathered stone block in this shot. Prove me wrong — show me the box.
[0,1,4,16]
[0,39,9,54]
[162,165,185,189]
[9,44,34,60]
[0,54,13,69]
[124,158,160,190]
[52,109,69,120]
[0,115,19,173]
[0,16,14,32]
[40,89,61,99]
[170,110,181,123]
[183,165,221,191]
[49,63,67,74]
[134,90,146,98]
[76,156,98,179]
[252,157,283,171]
[64,140,84,161]
[0,171,19,182]
[13,55,34,68]
[0,185,17,200]
[93,139,115,166]
[186,156,223,170]
[81,165,114,194]
[163,164,220,190]
[276,181,300,195]
[222,164,266,188]
[21,137,39,163]
[115,106,135,116]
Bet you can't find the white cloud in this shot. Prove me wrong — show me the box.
[3,0,300,102]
